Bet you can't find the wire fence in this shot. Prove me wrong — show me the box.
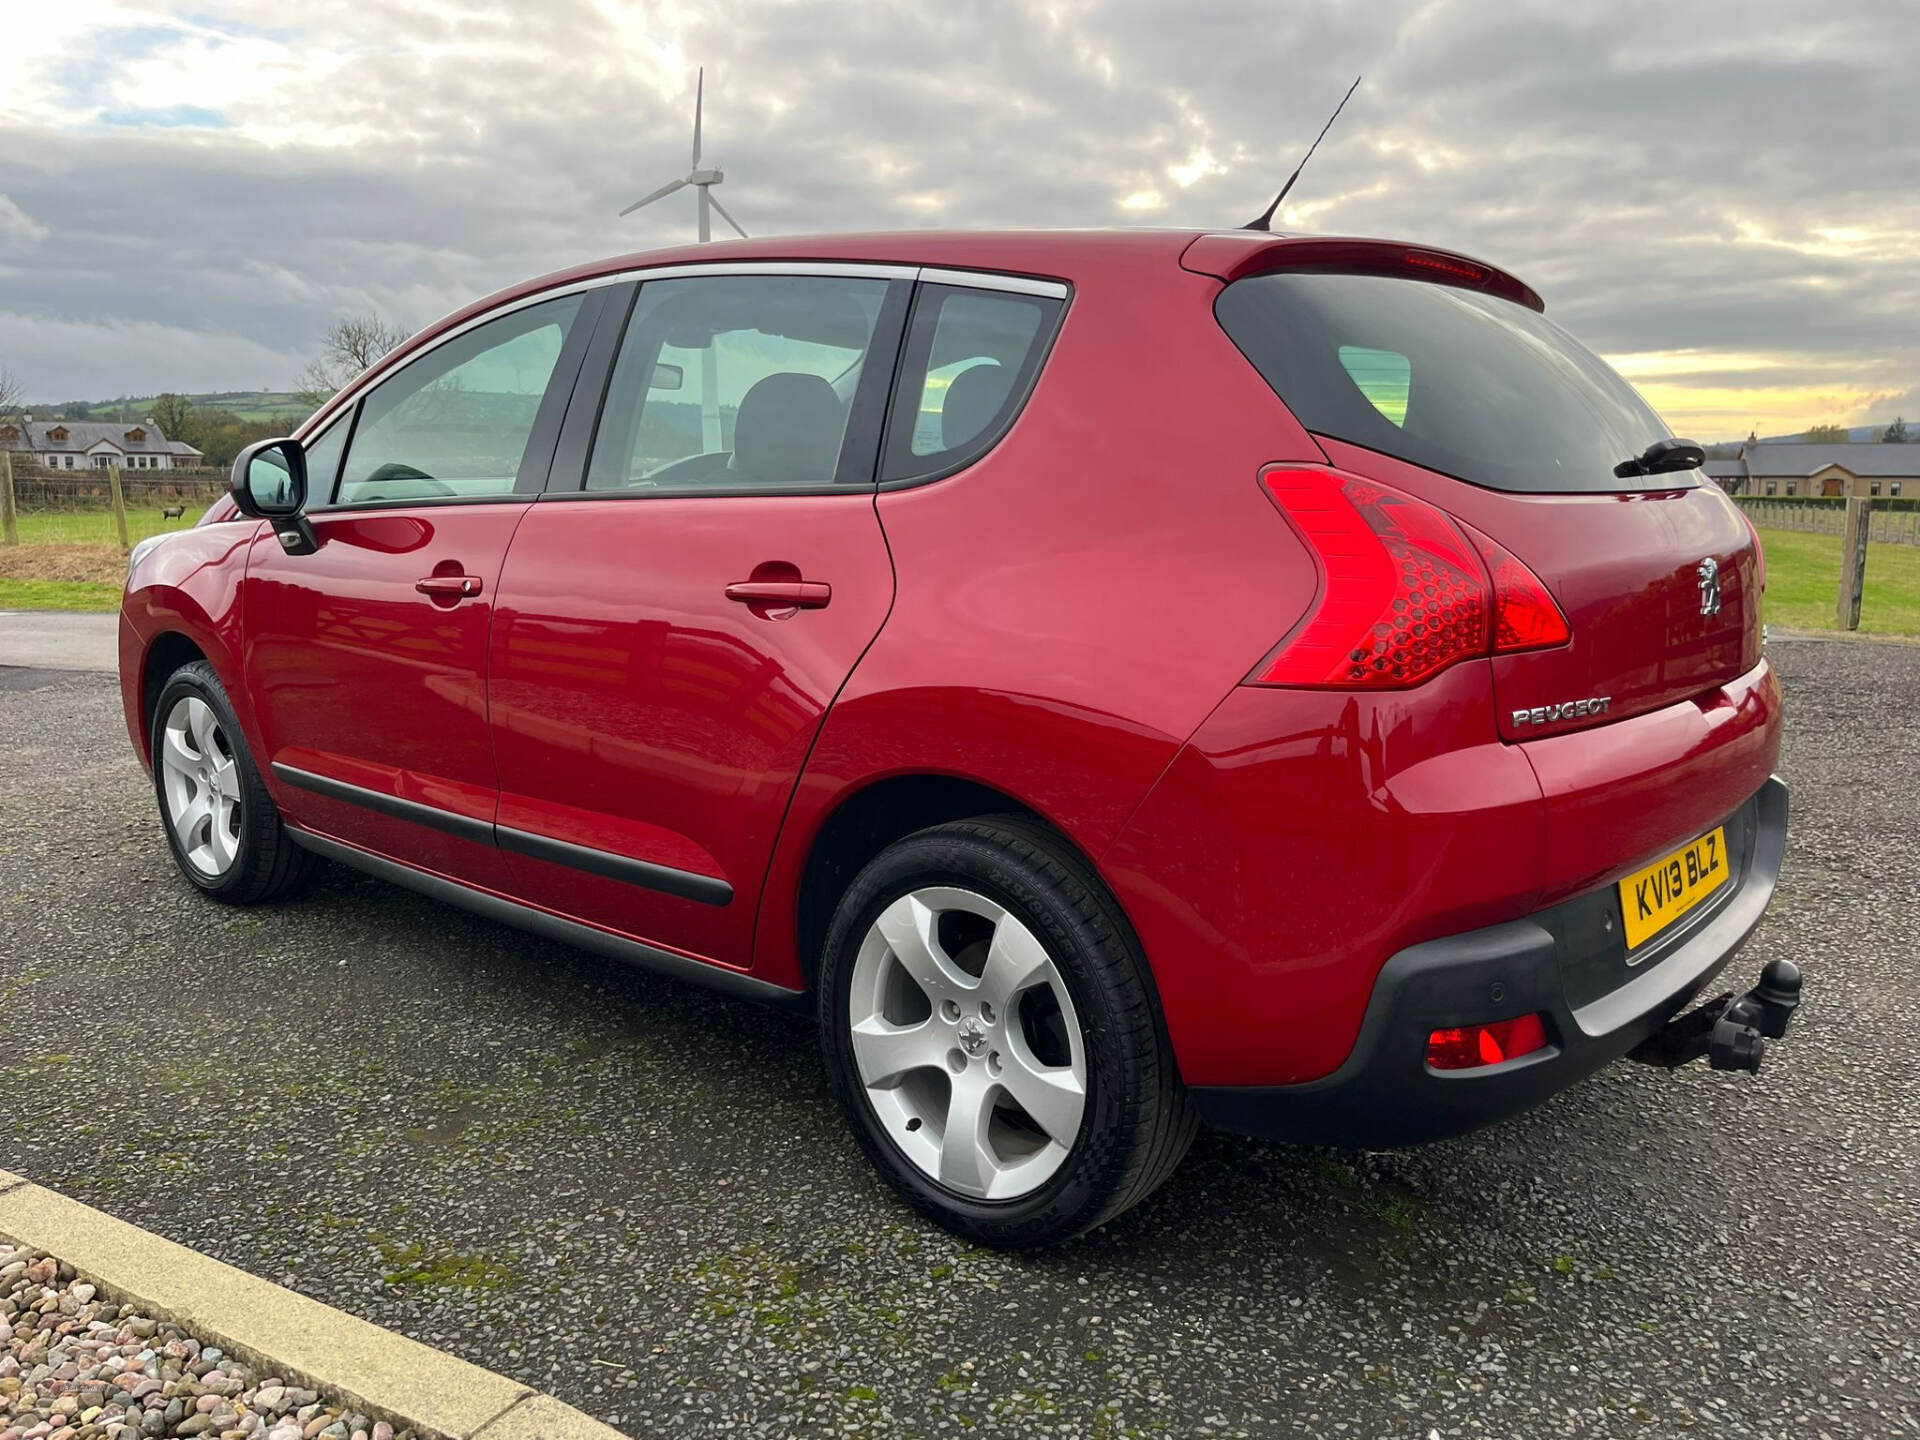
[1,460,228,548]
[1734,497,1920,546]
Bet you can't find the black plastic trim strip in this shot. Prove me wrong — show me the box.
[271,762,733,906]
[496,825,732,906]
[285,829,803,1010]
[272,763,493,845]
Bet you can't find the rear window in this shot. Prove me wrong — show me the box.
[1215,271,1688,494]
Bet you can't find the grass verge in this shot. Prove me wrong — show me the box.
[1757,527,1920,635]
[0,577,122,612]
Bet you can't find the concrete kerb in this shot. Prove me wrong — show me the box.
[0,1169,626,1440]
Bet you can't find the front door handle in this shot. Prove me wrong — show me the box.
[724,580,832,609]
[415,574,483,599]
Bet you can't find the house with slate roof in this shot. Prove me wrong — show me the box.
[1701,441,1915,499]
[0,416,204,471]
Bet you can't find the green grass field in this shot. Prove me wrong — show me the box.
[0,577,122,612]
[64,392,310,426]
[11,507,206,547]
[1756,527,1920,635]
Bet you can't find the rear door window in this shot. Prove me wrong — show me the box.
[882,284,1065,484]
[1215,271,1684,494]
[583,273,896,492]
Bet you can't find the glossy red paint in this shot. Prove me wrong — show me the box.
[487,492,896,964]
[240,504,529,889]
[121,226,1781,1105]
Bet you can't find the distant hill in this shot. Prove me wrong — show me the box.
[30,391,313,427]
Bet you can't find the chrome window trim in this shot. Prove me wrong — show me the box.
[916,268,1071,299]
[300,259,1068,442]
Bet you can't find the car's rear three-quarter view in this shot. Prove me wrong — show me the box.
[118,227,1798,1247]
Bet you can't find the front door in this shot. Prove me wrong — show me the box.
[243,291,593,886]
[487,270,909,966]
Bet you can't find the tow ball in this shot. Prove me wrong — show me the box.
[1628,959,1802,1074]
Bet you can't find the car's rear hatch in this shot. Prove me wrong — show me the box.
[1212,257,1762,740]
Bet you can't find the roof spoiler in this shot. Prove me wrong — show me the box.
[1180,233,1545,313]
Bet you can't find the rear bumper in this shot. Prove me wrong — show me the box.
[1191,774,1788,1147]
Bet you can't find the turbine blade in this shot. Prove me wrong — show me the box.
[708,190,748,238]
[618,176,687,216]
[692,67,704,167]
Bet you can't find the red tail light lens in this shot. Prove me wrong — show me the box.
[1255,469,1489,687]
[1465,526,1571,652]
[1427,1014,1549,1071]
[1254,467,1569,687]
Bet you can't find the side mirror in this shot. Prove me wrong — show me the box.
[231,438,318,554]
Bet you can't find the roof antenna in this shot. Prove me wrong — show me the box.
[1244,75,1362,231]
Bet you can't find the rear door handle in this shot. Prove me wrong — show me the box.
[416,574,483,599]
[724,580,832,609]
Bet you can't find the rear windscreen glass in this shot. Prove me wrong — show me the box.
[1215,271,1689,493]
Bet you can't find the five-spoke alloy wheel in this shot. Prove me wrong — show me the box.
[820,816,1195,1247]
[149,660,311,904]
[159,694,243,877]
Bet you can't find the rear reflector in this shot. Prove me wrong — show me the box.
[1253,468,1568,688]
[1427,1014,1549,1071]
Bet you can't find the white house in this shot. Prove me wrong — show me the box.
[0,417,204,471]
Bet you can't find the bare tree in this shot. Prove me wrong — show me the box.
[0,365,23,421]
[297,314,410,405]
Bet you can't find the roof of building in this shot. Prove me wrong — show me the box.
[0,419,201,457]
[1738,443,1920,479]
[1703,459,1747,479]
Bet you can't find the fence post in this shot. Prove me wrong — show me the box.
[107,463,131,553]
[0,450,16,546]
[1836,497,1872,631]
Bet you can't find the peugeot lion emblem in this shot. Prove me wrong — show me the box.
[1698,557,1722,617]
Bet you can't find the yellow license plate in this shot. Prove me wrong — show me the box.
[1619,827,1729,951]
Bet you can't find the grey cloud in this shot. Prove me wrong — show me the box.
[2,0,1915,431]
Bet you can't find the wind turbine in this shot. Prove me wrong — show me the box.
[619,68,749,243]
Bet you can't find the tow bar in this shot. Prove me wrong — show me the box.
[1628,959,1803,1074]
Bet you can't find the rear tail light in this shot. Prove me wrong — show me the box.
[1427,1013,1549,1071]
[1253,468,1568,688]
[1465,526,1572,652]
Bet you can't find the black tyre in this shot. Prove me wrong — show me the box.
[149,660,312,904]
[819,815,1195,1247]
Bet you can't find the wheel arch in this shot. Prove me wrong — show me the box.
[138,631,210,759]
[790,771,1114,994]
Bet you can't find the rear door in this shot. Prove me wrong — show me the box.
[486,267,910,966]
[1215,269,1761,740]
[243,290,597,884]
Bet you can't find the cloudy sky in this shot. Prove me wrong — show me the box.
[3,0,1917,440]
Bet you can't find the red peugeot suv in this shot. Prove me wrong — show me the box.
[121,229,1796,1246]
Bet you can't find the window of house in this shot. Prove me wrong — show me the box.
[586,273,894,492]
[1786,482,1796,496]
[1871,480,1882,496]
[335,293,584,506]
[882,284,1065,484]
[1765,481,1776,495]
[1894,482,1904,497]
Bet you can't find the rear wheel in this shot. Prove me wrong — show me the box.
[151,661,311,904]
[819,816,1194,1247]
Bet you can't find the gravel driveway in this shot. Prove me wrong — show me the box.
[0,639,1914,1439]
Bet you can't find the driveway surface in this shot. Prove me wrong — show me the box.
[0,638,1914,1439]
[0,610,119,672]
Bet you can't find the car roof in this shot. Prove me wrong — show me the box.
[302,227,1539,438]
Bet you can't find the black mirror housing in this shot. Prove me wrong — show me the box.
[231,437,308,518]
[230,438,318,554]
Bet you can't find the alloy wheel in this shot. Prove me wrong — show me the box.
[848,886,1087,1200]
[159,695,243,877]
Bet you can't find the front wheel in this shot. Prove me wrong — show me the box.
[819,816,1194,1247]
[150,660,311,904]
